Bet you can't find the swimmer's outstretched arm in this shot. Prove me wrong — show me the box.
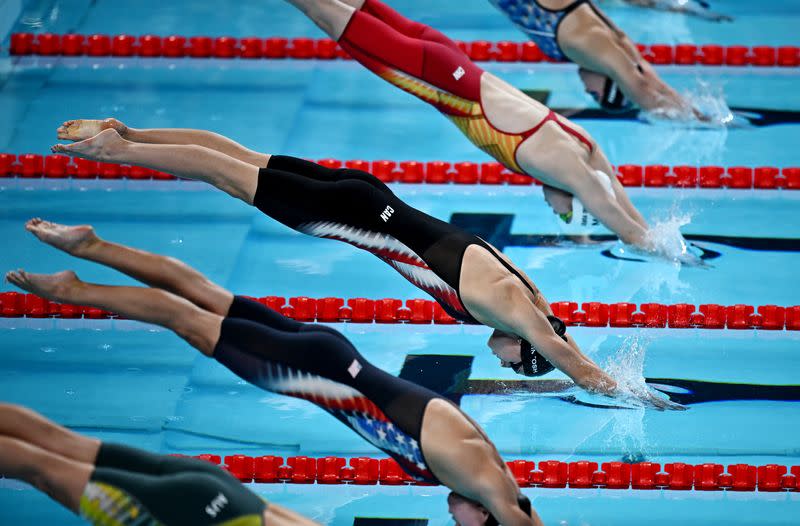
[52,128,260,205]
[58,119,269,168]
[558,7,690,115]
[571,169,649,247]
[23,219,234,316]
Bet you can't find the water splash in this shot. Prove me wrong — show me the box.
[605,333,651,400]
[602,335,652,455]
[640,78,745,129]
[643,211,692,261]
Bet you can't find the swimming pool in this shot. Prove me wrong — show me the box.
[2,0,799,524]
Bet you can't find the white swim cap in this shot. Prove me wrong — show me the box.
[559,171,615,233]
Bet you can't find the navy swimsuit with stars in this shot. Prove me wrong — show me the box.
[213,295,441,483]
[491,0,611,61]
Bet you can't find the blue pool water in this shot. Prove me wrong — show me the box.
[1,0,800,524]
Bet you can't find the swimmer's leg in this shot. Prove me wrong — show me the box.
[24,219,233,316]
[5,270,222,357]
[52,129,259,205]
[284,0,357,40]
[358,0,462,51]
[0,435,92,512]
[286,0,482,103]
[0,403,100,465]
[58,119,269,168]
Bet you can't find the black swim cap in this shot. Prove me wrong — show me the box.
[485,494,532,525]
[600,77,632,112]
[509,315,567,377]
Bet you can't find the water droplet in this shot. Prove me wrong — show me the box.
[99,344,112,351]
[170,238,184,245]
[40,347,56,354]
[65,389,75,396]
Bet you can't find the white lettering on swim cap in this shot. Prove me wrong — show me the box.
[453,66,465,80]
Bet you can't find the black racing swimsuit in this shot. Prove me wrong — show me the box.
[80,443,265,526]
[254,155,536,323]
[214,295,444,483]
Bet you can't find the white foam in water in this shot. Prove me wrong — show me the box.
[605,333,653,404]
[643,211,692,261]
[640,78,745,128]
[613,208,706,266]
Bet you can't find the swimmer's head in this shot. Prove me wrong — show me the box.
[447,493,491,526]
[487,329,524,367]
[488,316,566,377]
[578,68,633,112]
[542,185,574,222]
[448,492,533,526]
[545,172,615,231]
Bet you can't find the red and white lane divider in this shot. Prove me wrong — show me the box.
[8,33,800,67]
[2,154,798,189]
[2,292,798,330]
[143,454,800,491]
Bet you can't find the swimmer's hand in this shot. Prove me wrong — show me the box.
[57,118,127,142]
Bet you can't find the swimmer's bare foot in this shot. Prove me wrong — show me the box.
[5,270,82,304]
[51,128,127,161]
[57,118,127,142]
[25,219,99,257]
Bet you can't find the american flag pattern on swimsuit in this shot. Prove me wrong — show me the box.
[299,220,471,321]
[250,361,435,482]
[491,0,568,60]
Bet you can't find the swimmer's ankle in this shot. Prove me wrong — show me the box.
[70,232,102,258]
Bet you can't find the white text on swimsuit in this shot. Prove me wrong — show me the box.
[380,205,395,222]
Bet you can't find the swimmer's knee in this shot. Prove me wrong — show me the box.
[171,309,223,357]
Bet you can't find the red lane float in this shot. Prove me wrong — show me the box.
[185,455,800,491]
[9,33,798,67]
[2,154,797,190]
[2,292,798,330]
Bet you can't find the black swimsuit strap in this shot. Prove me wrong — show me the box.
[475,239,539,300]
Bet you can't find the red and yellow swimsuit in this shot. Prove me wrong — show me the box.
[338,0,593,175]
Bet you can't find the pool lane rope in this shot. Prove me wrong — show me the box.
[2,154,798,189]
[8,33,800,67]
[1,292,798,330]
[118,454,800,492]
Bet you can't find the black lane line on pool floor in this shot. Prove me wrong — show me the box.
[398,354,800,408]
[449,212,800,263]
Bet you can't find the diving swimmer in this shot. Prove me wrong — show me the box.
[8,219,546,525]
[0,403,317,526]
[488,0,698,116]
[282,0,696,257]
[51,119,682,410]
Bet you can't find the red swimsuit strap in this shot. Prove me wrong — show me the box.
[520,110,594,153]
